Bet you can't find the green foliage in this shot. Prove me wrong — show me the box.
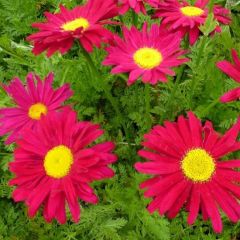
[0,0,240,239]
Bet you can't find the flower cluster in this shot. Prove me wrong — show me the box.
[0,72,117,224]
[1,0,239,235]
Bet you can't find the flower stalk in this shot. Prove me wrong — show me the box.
[79,45,130,141]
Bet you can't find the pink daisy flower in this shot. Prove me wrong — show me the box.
[135,112,240,233]
[27,0,119,57]
[103,23,188,85]
[118,0,157,15]
[9,107,117,224]
[154,0,231,45]
[213,5,231,33]
[0,73,73,144]
[216,49,240,103]
[118,0,146,14]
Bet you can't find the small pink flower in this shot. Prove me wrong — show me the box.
[118,0,146,14]
[9,107,117,223]
[216,49,240,103]
[118,0,157,15]
[0,73,73,144]
[213,5,231,33]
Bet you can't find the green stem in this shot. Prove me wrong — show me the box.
[188,37,207,109]
[118,73,128,82]
[0,152,12,155]
[208,0,214,13]
[132,9,138,26]
[160,65,186,123]
[79,45,99,91]
[117,142,138,146]
[80,45,97,74]
[60,65,70,85]
[199,98,219,118]
[119,15,124,24]
[145,84,152,129]
[0,45,31,67]
[79,45,130,141]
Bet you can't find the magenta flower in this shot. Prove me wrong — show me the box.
[213,5,231,33]
[9,107,117,223]
[0,73,73,144]
[27,0,118,57]
[135,112,240,233]
[154,0,231,45]
[103,23,188,85]
[118,0,157,15]
[216,49,240,103]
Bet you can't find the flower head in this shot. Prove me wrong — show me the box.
[27,0,118,57]
[216,49,240,103]
[213,5,231,32]
[135,112,240,233]
[103,23,188,85]
[9,107,117,223]
[154,0,231,45]
[0,73,73,144]
[118,0,157,15]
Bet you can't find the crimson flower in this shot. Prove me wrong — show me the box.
[9,108,117,223]
[135,112,240,233]
[27,0,118,57]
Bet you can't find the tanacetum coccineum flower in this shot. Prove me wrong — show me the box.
[154,0,231,45]
[0,73,72,144]
[118,0,157,15]
[9,108,117,224]
[103,23,188,85]
[135,112,240,233]
[118,0,146,14]
[213,5,231,33]
[27,0,118,57]
[216,49,240,103]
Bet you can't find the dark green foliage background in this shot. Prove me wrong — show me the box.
[0,0,240,239]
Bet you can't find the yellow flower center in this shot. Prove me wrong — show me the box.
[62,17,90,31]
[133,47,163,70]
[28,103,47,120]
[44,145,73,179]
[180,6,204,17]
[181,148,215,182]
